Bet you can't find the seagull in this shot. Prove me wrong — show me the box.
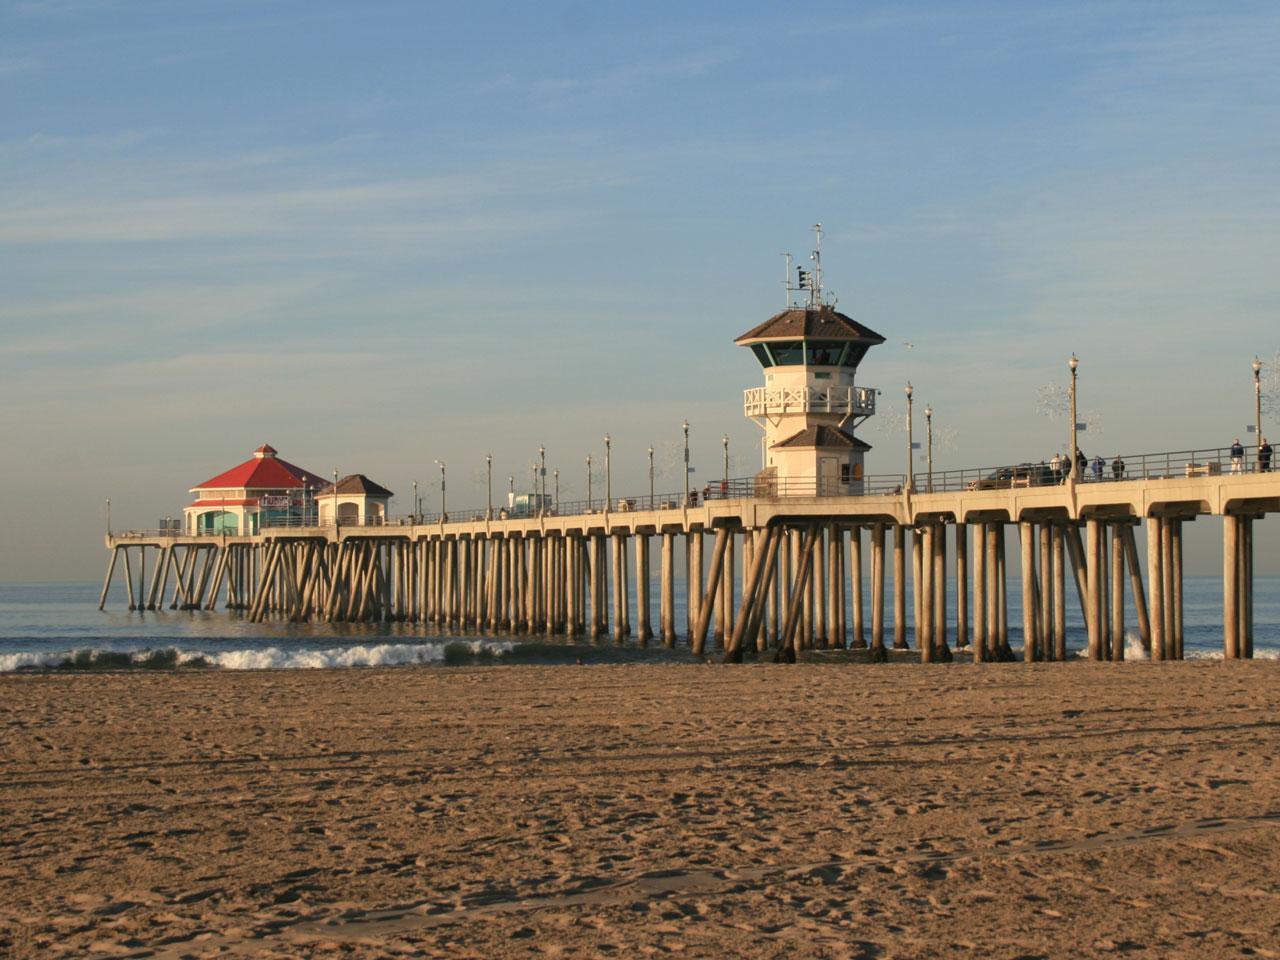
[902,340,915,349]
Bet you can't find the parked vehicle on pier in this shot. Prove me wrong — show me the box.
[967,463,1056,490]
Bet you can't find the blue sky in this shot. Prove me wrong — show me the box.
[1,0,1278,579]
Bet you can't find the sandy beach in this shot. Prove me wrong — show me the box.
[1,661,1278,959]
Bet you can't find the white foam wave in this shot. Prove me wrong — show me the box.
[1185,647,1280,661]
[0,651,67,671]
[0,640,512,672]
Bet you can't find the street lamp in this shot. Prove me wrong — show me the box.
[332,469,339,529]
[1253,356,1263,456]
[106,497,111,536]
[682,419,690,504]
[604,434,612,509]
[585,456,593,511]
[412,479,418,523]
[722,434,729,492]
[553,468,559,511]
[434,460,446,520]
[648,445,655,509]
[486,454,493,519]
[924,404,933,493]
[303,481,310,526]
[539,445,546,515]
[905,383,914,492]
[1068,354,1079,481]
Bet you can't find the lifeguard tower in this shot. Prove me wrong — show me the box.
[736,225,885,494]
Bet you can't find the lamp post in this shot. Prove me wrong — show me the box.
[604,434,612,510]
[648,445,655,509]
[722,434,729,492]
[905,383,914,492]
[682,419,690,504]
[585,456,593,511]
[1253,356,1263,457]
[508,474,514,514]
[539,445,546,515]
[1068,354,1079,482]
[486,454,493,519]
[434,460,446,520]
[106,497,111,536]
[411,479,417,523]
[553,468,559,511]
[303,481,310,526]
[332,469,339,530]
[924,404,933,493]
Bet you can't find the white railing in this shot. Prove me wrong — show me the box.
[743,385,876,418]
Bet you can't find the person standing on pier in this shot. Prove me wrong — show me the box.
[1260,438,1273,473]
[1112,454,1125,479]
[1050,451,1063,483]
[1091,455,1104,481]
[1231,438,1244,472]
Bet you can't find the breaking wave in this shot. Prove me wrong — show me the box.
[0,639,513,672]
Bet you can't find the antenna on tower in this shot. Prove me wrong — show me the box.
[782,252,793,307]
[809,222,823,308]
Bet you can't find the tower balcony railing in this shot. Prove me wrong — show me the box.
[743,385,876,419]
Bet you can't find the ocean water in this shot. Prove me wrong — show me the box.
[1,578,1277,671]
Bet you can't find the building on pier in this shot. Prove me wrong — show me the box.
[313,474,394,525]
[737,258,885,494]
[184,444,328,535]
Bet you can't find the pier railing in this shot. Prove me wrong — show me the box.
[116,445,1276,538]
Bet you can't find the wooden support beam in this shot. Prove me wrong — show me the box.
[1223,515,1239,659]
[870,522,887,660]
[850,526,865,649]
[893,525,907,649]
[1148,518,1166,660]
[98,546,120,610]
[1021,521,1038,663]
[691,528,730,656]
[973,522,986,663]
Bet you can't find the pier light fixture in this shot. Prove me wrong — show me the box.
[682,420,690,505]
[554,468,559,511]
[722,434,729,488]
[412,480,418,523]
[434,460,446,521]
[539,445,547,516]
[508,474,514,500]
[585,456,592,511]
[1254,357,1263,452]
[106,497,111,536]
[1068,354,1079,482]
[486,454,493,519]
[648,445,655,510]
[604,435,612,509]
[332,469,339,529]
[924,404,933,493]
[905,383,914,492]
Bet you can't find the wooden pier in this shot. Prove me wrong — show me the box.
[101,469,1279,662]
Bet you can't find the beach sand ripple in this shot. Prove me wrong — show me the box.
[1,662,1278,958]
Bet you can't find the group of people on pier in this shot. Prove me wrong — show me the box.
[1229,437,1273,473]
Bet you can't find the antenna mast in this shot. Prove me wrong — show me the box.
[782,252,793,307]
[810,222,823,307]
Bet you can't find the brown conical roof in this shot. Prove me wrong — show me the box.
[735,305,886,345]
[312,474,394,498]
[771,425,872,451]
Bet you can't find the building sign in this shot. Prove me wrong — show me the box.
[260,495,292,508]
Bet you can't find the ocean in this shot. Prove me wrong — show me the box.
[2,578,1277,671]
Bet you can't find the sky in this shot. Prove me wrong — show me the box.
[1,0,1278,580]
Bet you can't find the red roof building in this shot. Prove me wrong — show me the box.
[184,445,328,535]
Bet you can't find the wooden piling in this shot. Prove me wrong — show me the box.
[1223,514,1239,658]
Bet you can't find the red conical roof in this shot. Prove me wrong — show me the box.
[191,445,328,491]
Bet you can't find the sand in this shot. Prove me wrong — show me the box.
[1,660,1278,959]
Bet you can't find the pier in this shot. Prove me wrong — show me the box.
[97,233,1278,662]
[101,450,1278,662]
